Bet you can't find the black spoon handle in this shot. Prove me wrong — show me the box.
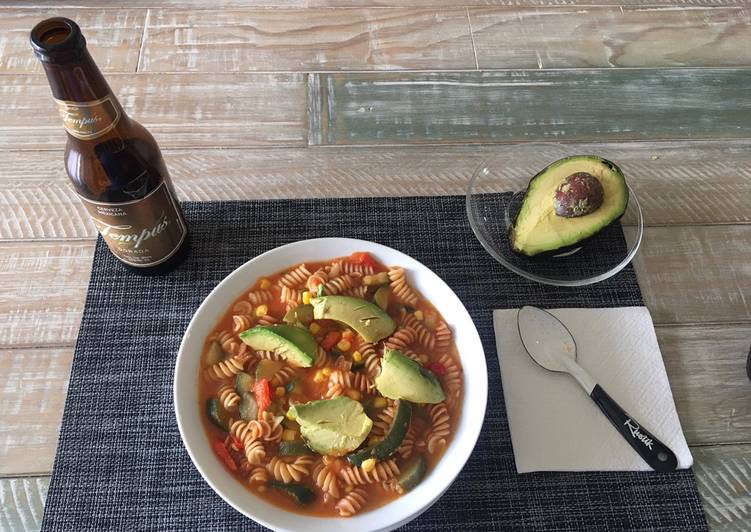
[590,384,678,472]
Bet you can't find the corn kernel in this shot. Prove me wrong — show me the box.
[286,410,297,421]
[352,351,363,363]
[302,291,312,305]
[342,329,354,339]
[361,458,377,473]
[336,339,352,352]
[414,310,424,321]
[255,304,268,317]
[418,354,430,365]
[313,370,326,383]
[260,278,272,289]
[346,389,362,401]
[309,322,321,335]
[275,386,286,397]
[373,397,387,409]
[322,367,332,377]
[282,429,297,442]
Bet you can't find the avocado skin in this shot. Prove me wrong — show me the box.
[510,155,629,258]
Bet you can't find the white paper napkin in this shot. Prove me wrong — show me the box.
[493,307,693,473]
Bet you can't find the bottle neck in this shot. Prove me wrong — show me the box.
[42,49,127,142]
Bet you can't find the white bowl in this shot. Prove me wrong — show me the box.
[174,238,488,532]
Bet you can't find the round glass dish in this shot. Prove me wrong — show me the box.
[466,144,643,287]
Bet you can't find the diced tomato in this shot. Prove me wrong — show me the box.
[350,252,379,270]
[253,378,272,413]
[425,361,447,376]
[321,331,342,351]
[212,439,238,471]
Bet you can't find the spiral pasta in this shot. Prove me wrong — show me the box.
[329,370,374,394]
[371,404,396,439]
[313,462,341,499]
[280,285,304,306]
[358,342,381,378]
[257,314,279,326]
[270,366,296,387]
[279,263,311,288]
[248,466,269,485]
[322,274,358,296]
[400,311,435,350]
[335,488,367,517]
[232,314,253,333]
[388,267,419,306]
[216,330,243,355]
[425,402,451,454]
[339,459,399,485]
[306,268,328,292]
[204,353,250,382]
[248,289,274,305]
[217,384,241,410]
[312,345,328,368]
[396,422,418,460]
[232,300,253,315]
[384,326,416,351]
[437,353,462,408]
[434,321,452,351]
[267,455,316,483]
[255,349,284,361]
[244,440,266,465]
[342,285,368,298]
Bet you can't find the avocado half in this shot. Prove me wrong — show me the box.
[509,155,629,257]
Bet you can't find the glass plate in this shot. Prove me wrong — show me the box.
[465,144,643,287]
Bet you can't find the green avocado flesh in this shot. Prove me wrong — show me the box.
[289,397,373,456]
[239,324,316,367]
[311,296,396,343]
[375,349,445,404]
[510,155,629,257]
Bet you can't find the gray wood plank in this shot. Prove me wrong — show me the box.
[1,139,750,241]
[308,69,751,145]
[469,6,751,69]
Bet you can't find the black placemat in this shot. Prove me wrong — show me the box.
[42,197,707,531]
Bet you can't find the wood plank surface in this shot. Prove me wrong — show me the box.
[0,73,307,150]
[2,1,747,7]
[0,241,93,350]
[0,477,49,531]
[0,322,746,477]
[0,348,73,476]
[309,69,751,145]
[141,8,475,72]
[0,8,145,73]
[2,140,750,241]
[692,444,751,529]
[629,225,751,325]
[1,224,748,348]
[470,6,751,68]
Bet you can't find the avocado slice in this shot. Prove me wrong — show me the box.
[510,155,629,257]
[283,304,314,325]
[239,324,316,367]
[289,397,373,456]
[375,349,445,404]
[347,400,412,466]
[311,296,396,343]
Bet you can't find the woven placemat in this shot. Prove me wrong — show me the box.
[42,197,707,531]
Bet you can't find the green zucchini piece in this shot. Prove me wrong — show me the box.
[283,304,314,325]
[397,454,427,492]
[206,397,229,431]
[279,440,314,456]
[205,341,224,366]
[256,359,284,381]
[373,286,390,311]
[238,392,258,421]
[267,480,315,505]
[235,372,254,394]
[347,400,412,466]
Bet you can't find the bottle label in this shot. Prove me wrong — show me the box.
[77,182,187,268]
[55,94,121,140]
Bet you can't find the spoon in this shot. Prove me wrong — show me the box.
[517,305,677,472]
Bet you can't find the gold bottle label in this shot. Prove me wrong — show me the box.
[78,182,187,268]
[55,94,121,140]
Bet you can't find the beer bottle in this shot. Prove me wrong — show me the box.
[30,17,188,274]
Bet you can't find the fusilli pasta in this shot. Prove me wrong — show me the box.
[425,402,451,454]
[279,263,311,288]
[338,459,399,485]
[267,455,315,483]
[388,267,419,306]
[335,488,367,517]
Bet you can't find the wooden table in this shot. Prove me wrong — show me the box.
[1,1,749,530]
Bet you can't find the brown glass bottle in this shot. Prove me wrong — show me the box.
[30,17,188,274]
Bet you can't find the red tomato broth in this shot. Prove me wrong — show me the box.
[198,253,464,517]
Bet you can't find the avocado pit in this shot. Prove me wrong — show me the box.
[553,172,604,218]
